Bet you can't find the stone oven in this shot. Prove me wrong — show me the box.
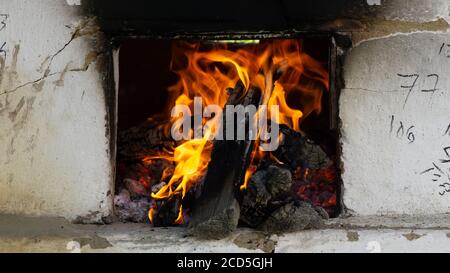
[1,0,450,252]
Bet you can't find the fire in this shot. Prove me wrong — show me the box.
[295,164,338,215]
[148,207,156,224]
[150,133,212,200]
[146,39,329,224]
[268,82,303,131]
[174,205,184,225]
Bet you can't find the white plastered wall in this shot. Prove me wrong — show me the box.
[341,0,450,215]
[0,0,113,222]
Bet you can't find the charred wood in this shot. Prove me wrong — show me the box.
[258,201,327,233]
[240,163,328,232]
[188,81,262,239]
[273,124,328,170]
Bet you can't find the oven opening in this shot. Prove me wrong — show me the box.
[114,37,340,236]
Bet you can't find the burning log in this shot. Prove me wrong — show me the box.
[187,81,262,239]
[238,125,332,231]
[259,201,327,233]
[273,124,329,170]
[150,198,182,227]
[114,39,337,232]
[240,164,291,227]
[240,164,328,233]
[272,124,338,216]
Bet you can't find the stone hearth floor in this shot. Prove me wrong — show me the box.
[1,214,450,252]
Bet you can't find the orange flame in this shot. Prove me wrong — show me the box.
[174,205,184,225]
[268,81,303,131]
[147,40,329,224]
[151,133,212,200]
[148,207,156,224]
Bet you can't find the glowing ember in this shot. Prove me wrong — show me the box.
[294,164,338,216]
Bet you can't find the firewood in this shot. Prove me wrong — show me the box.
[188,81,262,239]
[258,201,327,233]
[273,124,328,170]
[239,163,329,230]
[239,164,292,227]
[151,198,182,227]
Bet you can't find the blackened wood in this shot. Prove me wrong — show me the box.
[188,81,262,239]
[239,163,328,231]
[240,163,328,233]
[273,124,328,170]
[117,117,175,160]
[239,164,292,227]
[239,123,331,229]
[152,198,181,227]
[258,201,327,233]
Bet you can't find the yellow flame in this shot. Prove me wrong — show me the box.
[241,169,255,191]
[268,81,303,131]
[174,205,184,225]
[148,207,156,224]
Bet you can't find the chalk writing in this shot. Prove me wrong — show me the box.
[421,74,439,94]
[438,43,450,57]
[0,14,7,59]
[398,73,440,107]
[421,146,450,196]
[389,115,415,143]
[439,183,450,195]
[0,41,6,59]
[416,44,450,195]
[398,74,419,108]
[444,124,450,137]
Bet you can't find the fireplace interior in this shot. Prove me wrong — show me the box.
[114,37,340,238]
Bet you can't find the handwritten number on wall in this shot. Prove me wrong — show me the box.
[441,147,450,164]
[398,74,419,108]
[406,126,416,143]
[421,74,439,94]
[439,43,450,57]
[431,42,450,196]
[443,124,450,137]
[422,145,450,196]
[396,121,404,137]
[0,14,7,32]
[439,183,450,196]
[390,115,415,143]
[0,14,7,59]
[0,41,5,59]
[398,74,440,107]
